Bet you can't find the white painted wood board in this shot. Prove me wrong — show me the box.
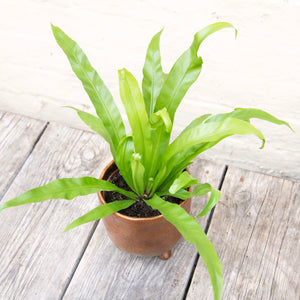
[0,0,299,180]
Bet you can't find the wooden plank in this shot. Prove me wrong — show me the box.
[0,122,112,300]
[62,158,226,300]
[187,167,300,299]
[0,111,46,197]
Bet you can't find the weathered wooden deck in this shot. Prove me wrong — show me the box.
[0,111,299,300]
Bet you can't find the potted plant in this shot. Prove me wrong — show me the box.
[0,22,293,300]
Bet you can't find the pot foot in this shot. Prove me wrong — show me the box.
[158,250,172,260]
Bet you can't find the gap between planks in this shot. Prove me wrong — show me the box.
[0,120,49,202]
[58,220,100,300]
[181,165,229,300]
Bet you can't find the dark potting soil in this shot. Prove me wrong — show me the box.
[105,170,183,218]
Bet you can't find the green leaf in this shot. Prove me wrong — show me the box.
[148,164,168,197]
[160,175,221,219]
[171,183,221,217]
[118,68,153,176]
[51,24,125,152]
[157,141,219,191]
[169,171,198,194]
[206,108,294,131]
[193,184,221,218]
[162,108,294,185]
[155,55,203,122]
[142,29,164,117]
[160,107,294,189]
[131,153,146,196]
[145,195,223,300]
[155,22,236,122]
[154,117,265,191]
[180,114,212,135]
[146,108,173,190]
[164,118,265,163]
[151,108,172,133]
[151,114,211,193]
[64,199,135,232]
[0,177,136,212]
[64,106,116,157]
[115,135,135,191]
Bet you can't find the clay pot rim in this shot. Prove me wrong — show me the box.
[97,160,191,222]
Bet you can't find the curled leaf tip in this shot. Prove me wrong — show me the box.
[288,124,295,132]
[234,28,238,39]
[260,139,266,149]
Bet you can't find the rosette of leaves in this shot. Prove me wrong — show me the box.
[0,22,293,300]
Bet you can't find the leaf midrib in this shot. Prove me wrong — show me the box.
[124,75,147,156]
[162,59,199,119]
[72,48,123,145]
[166,123,262,161]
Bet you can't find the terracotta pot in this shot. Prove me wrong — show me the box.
[97,160,191,260]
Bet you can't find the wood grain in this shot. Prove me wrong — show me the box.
[62,157,226,300]
[1,113,298,300]
[187,166,300,299]
[0,111,46,198]
[0,122,112,300]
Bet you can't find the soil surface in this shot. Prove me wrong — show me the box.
[105,170,183,218]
